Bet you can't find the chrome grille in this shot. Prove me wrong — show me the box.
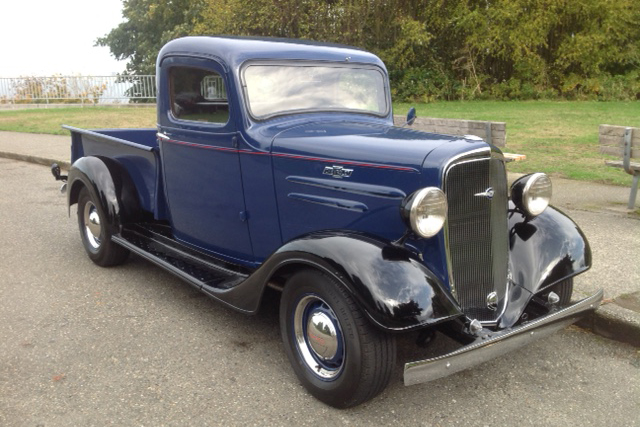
[444,156,509,321]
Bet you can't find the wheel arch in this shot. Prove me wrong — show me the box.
[67,156,143,232]
[252,232,463,332]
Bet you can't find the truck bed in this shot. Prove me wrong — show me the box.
[63,126,160,216]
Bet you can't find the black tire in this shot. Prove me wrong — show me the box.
[77,187,129,267]
[279,269,396,408]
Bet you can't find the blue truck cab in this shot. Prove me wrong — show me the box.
[55,36,603,408]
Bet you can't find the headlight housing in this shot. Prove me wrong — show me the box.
[400,187,448,238]
[511,173,552,217]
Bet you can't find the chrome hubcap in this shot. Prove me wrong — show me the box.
[293,295,344,380]
[83,202,102,250]
[307,311,339,361]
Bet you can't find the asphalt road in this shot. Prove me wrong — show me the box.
[1,159,639,426]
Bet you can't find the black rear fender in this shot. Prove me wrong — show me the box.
[67,156,143,232]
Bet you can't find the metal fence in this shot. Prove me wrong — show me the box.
[0,75,156,105]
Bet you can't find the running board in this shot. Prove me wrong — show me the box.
[112,225,249,292]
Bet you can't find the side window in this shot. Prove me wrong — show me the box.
[170,66,229,124]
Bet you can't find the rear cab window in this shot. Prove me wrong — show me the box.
[170,67,229,124]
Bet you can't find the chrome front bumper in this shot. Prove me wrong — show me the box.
[404,289,604,386]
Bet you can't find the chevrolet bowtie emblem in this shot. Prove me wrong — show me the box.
[474,187,494,199]
[323,165,353,179]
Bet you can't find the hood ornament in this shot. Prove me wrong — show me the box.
[474,187,494,200]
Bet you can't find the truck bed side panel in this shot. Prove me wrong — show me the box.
[66,126,160,215]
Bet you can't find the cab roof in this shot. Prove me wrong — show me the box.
[157,36,387,72]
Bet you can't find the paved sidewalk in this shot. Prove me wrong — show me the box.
[0,131,71,168]
[0,130,638,346]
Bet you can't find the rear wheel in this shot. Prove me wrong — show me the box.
[77,187,129,267]
[280,269,396,408]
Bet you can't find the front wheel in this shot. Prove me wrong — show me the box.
[280,269,396,408]
[77,187,129,267]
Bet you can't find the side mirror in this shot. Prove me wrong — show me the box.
[405,107,416,127]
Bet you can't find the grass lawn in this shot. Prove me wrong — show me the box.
[0,106,157,135]
[1,101,638,186]
[396,100,640,186]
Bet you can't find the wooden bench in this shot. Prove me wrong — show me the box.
[393,115,525,162]
[599,125,640,209]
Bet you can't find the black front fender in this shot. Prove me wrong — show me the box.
[500,202,592,328]
[67,156,143,232]
[262,232,462,331]
[508,203,592,295]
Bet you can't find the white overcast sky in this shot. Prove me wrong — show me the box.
[0,0,128,77]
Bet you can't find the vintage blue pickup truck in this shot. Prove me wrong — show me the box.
[52,36,603,408]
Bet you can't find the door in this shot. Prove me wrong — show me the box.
[158,57,253,262]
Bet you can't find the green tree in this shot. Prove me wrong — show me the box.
[444,0,640,99]
[96,0,206,75]
[194,0,435,86]
[98,0,640,100]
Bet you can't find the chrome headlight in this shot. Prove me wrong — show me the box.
[511,173,552,217]
[401,187,448,238]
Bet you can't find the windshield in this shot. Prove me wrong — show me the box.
[242,63,388,119]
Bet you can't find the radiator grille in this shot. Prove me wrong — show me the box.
[444,156,509,321]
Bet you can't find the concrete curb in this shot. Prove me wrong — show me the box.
[577,301,640,347]
[1,148,638,348]
[0,151,70,170]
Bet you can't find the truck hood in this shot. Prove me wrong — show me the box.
[271,121,461,174]
[270,120,490,287]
